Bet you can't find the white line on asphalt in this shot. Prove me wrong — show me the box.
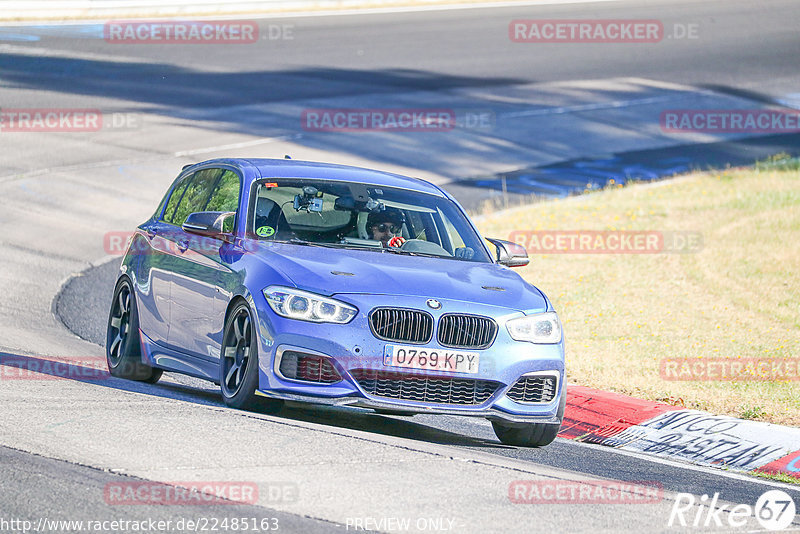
[0,157,156,184]
[499,93,714,119]
[567,439,800,494]
[778,93,800,110]
[173,133,303,157]
[0,43,152,64]
[0,0,626,25]
[185,0,627,20]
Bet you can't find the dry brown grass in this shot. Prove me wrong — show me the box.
[475,156,800,425]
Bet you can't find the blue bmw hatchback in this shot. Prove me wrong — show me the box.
[107,158,566,446]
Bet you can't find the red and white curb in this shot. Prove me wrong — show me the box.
[560,386,800,479]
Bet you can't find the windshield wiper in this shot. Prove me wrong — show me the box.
[276,238,372,250]
[274,239,450,258]
[273,238,340,248]
[379,248,448,259]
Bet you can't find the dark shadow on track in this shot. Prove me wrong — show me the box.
[0,349,507,449]
[449,133,800,208]
[0,52,523,108]
[0,350,223,407]
[5,347,798,507]
[0,50,534,179]
[275,402,511,449]
[7,47,800,200]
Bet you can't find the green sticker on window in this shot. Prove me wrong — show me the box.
[256,226,275,237]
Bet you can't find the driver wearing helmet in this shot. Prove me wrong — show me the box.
[367,208,406,247]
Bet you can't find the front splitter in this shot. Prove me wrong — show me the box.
[255,389,560,425]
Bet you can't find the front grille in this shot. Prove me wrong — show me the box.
[279,350,341,383]
[506,374,558,404]
[369,308,433,344]
[351,369,500,405]
[437,314,497,349]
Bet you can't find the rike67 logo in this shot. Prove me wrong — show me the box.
[669,490,797,531]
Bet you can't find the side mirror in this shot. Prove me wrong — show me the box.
[486,238,529,268]
[182,211,235,241]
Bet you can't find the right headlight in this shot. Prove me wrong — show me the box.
[263,286,358,324]
[506,312,562,344]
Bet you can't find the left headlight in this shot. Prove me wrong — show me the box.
[263,286,358,324]
[506,311,562,344]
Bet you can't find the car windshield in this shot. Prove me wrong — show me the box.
[248,179,492,263]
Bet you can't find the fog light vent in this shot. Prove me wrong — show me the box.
[279,351,342,383]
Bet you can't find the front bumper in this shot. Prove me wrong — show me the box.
[252,292,566,423]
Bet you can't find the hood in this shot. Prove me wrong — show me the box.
[250,242,548,312]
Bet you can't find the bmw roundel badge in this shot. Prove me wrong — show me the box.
[426,299,442,310]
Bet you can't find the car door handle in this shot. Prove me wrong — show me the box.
[176,239,189,252]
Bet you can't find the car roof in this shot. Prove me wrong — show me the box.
[190,158,447,197]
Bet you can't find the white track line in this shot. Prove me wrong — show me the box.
[0,0,627,25]
[567,439,800,493]
[173,133,303,157]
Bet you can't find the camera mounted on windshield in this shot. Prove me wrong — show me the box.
[293,185,324,212]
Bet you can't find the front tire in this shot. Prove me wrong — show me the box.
[492,385,566,447]
[106,277,162,383]
[219,301,283,414]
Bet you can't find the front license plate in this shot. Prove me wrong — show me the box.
[383,345,480,374]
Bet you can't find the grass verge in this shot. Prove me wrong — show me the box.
[475,155,800,426]
[750,470,800,485]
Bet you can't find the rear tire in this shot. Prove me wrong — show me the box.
[106,278,163,383]
[492,385,566,447]
[219,301,283,414]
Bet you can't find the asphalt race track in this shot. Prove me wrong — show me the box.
[2,1,800,532]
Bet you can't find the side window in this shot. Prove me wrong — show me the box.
[406,211,428,241]
[205,170,241,232]
[162,173,193,224]
[171,168,223,227]
[440,209,466,250]
[153,190,170,220]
